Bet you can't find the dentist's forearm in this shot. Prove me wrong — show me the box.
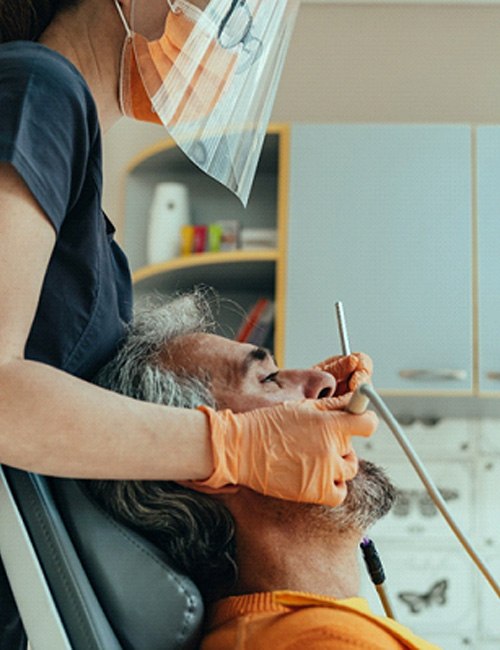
[0,358,213,480]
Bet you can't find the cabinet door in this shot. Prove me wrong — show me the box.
[285,125,472,392]
[477,127,500,393]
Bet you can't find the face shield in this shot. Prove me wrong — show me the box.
[125,0,300,205]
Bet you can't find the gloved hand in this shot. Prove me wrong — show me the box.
[190,399,377,507]
[314,353,373,407]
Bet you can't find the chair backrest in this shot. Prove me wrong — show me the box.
[1,466,204,650]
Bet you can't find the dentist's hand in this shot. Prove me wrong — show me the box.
[314,352,373,407]
[189,399,377,507]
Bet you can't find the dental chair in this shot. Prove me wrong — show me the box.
[0,465,204,650]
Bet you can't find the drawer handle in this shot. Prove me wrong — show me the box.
[399,369,467,381]
[486,372,500,381]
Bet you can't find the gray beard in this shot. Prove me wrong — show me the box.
[330,459,396,533]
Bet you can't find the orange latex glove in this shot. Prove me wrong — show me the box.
[191,399,377,507]
[314,353,373,407]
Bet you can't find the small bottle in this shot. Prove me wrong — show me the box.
[147,183,190,264]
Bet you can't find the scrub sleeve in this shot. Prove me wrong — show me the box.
[0,41,133,648]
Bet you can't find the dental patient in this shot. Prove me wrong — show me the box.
[87,291,440,650]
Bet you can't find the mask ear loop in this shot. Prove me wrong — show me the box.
[114,0,133,38]
[113,1,134,117]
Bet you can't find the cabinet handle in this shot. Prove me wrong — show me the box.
[399,369,467,381]
[486,372,500,381]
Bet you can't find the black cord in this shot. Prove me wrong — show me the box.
[360,537,395,619]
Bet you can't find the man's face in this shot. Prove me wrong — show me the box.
[163,332,337,411]
[165,331,395,533]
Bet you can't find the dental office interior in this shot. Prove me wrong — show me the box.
[102,1,500,648]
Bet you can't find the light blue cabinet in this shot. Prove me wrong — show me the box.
[477,127,500,394]
[285,125,473,392]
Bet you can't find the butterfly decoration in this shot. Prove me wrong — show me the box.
[398,578,448,614]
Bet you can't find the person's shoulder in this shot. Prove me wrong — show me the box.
[0,41,94,107]
[1,41,78,77]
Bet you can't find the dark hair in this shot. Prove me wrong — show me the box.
[0,0,81,43]
[87,479,238,604]
[86,291,238,603]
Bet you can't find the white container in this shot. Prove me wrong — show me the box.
[147,183,190,264]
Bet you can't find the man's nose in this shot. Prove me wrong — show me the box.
[305,369,336,399]
[282,369,336,399]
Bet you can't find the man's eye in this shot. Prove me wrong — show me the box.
[262,372,279,383]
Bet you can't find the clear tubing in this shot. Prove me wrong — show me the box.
[354,383,500,600]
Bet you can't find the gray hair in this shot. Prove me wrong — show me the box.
[86,289,237,602]
[94,289,218,409]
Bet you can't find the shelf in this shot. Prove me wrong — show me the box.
[133,249,278,283]
[123,133,283,272]
[133,249,277,295]
[122,125,289,361]
[125,123,287,176]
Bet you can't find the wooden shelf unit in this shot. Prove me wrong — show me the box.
[123,124,290,363]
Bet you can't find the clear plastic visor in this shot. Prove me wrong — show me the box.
[130,0,300,205]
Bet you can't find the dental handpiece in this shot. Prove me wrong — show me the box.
[334,302,370,414]
[335,302,500,600]
[335,301,351,356]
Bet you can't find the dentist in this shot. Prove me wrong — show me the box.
[0,1,376,647]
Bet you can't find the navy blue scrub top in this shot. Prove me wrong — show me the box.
[0,42,133,380]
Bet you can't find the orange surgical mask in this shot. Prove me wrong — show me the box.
[115,0,234,125]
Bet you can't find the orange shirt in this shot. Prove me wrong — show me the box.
[202,590,442,650]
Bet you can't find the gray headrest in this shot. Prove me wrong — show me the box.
[53,478,204,650]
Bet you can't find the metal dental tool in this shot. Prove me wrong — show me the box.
[335,302,500,601]
[335,301,351,356]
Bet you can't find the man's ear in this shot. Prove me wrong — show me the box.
[176,480,240,495]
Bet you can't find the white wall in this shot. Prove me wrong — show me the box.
[355,416,500,649]
[274,3,500,123]
[103,3,500,238]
